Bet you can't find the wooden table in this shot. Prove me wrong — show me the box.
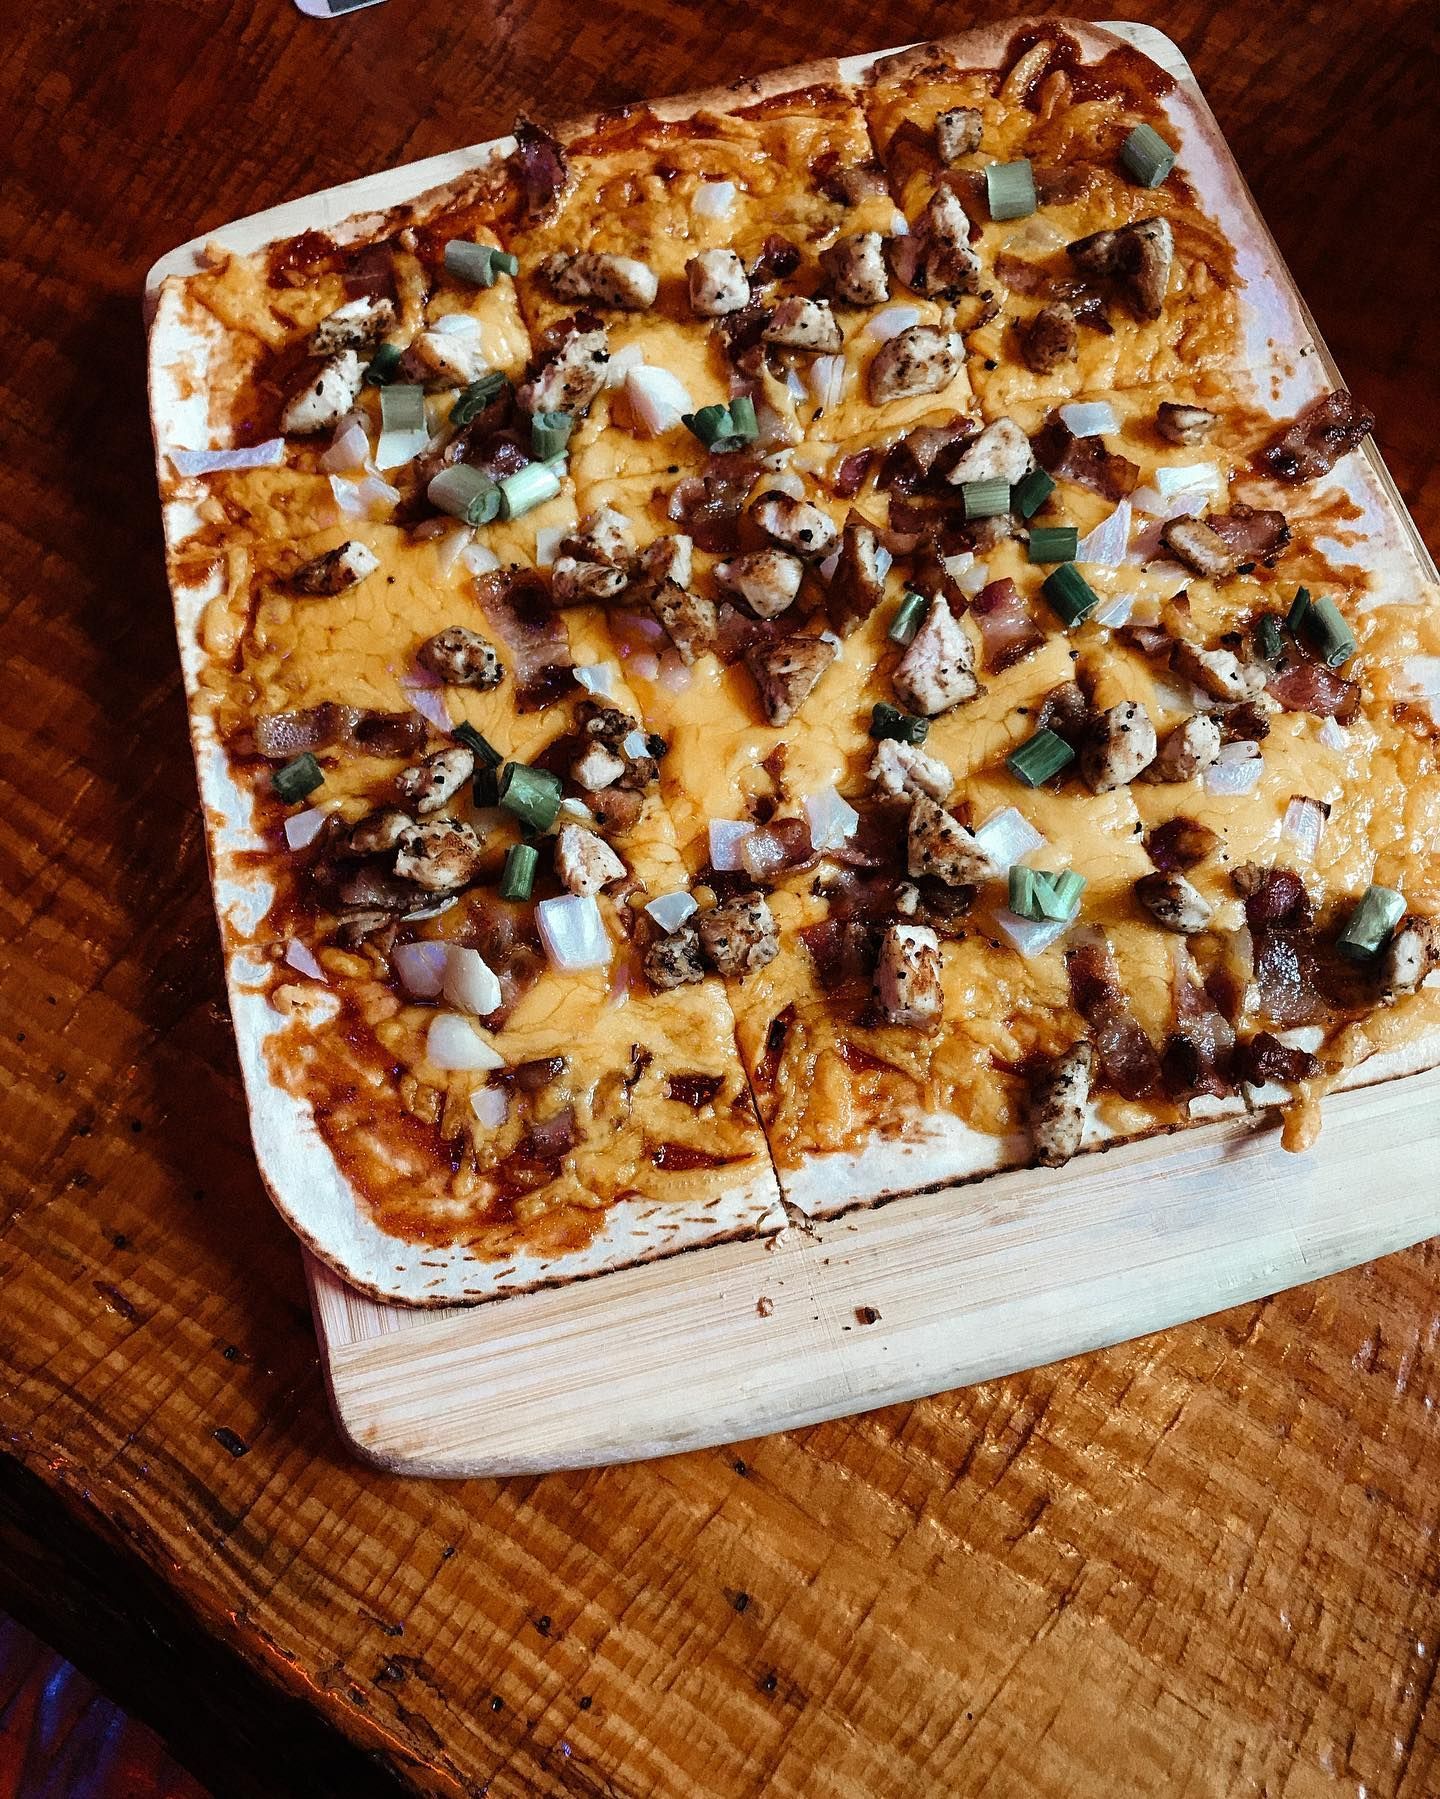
[3,2,1439,1793]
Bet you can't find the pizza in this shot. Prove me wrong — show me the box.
[147,21,1440,1304]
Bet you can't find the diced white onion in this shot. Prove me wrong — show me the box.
[330,472,400,520]
[1130,483,1209,521]
[1156,461,1221,496]
[974,806,1046,870]
[1076,498,1131,568]
[434,523,475,577]
[692,179,737,219]
[462,542,502,577]
[556,796,596,826]
[995,909,1074,957]
[889,208,909,236]
[532,525,566,568]
[622,729,650,758]
[784,367,808,402]
[470,1086,509,1129]
[807,355,847,409]
[1319,716,1349,751]
[1059,401,1119,438]
[804,785,860,852]
[873,545,894,583]
[1003,216,1066,254]
[1093,591,1135,629]
[645,891,698,934]
[283,806,330,851]
[864,305,921,343]
[629,651,660,680]
[575,663,620,698]
[536,894,612,971]
[956,558,990,597]
[708,818,754,871]
[426,1011,505,1071]
[817,549,841,582]
[1398,656,1440,705]
[1281,796,1327,866]
[626,364,693,436]
[764,469,807,501]
[605,342,647,388]
[171,438,285,477]
[392,940,449,999]
[374,423,430,471]
[658,652,692,692]
[398,675,452,733]
[283,939,327,981]
[442,945,503,1016]
[320,420,371,473]
[1204,742,1264,796]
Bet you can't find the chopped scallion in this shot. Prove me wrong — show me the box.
[273,752,324,805]
[452,722,502,767]
[473,762,500,808]
[887,590,929,646]
[1336,883,1405,961]
[985,159,1037,221]
[1120,123,1177,188]
[1006,728,1075,787]
[1008,865,1037,919]
[497,458,564,520]
[1254,613,1284,665]
[869,702,930,745]
[363,342,404,387]
[1009,865,1085,923]
[681,395,759,453]
[498,762,562,832]
[375,383,429,469]
[444,242,519,286]
[428,463,501,526]
[500,842,539,901]
[449,372,508,426]
[961,476,1012,521]
[1027,525,1078,564]
[1012,466,1055,519]
[530,410,573,460]
[1304,595,1357,668]
[1285,586,1312,633]
[1044,869,1087,919]
[1042,563,1101,627]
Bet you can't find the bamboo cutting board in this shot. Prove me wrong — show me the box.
[149,23,1440,1477]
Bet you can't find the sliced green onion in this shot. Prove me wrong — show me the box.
[1120,123,1176,188]
[273,752,324,804]
[1042,563,1101,627]
[500,842,539,901]
[985,159,1037,221]
[961,476,1012,521]
[498,762,562,832]
[363,341,404,387]
[1043,869,1086,920]
[1304,595,1357,668]
[1009,866,1085,923]
[530,410,573,460]
[1027,525,1078,564]
[1254,613,1284,665]
[1012,466,1055,520]
[1008,865,1037,918]
[1336,883,1405,961]
[1285,586,1312,633]
[681,396,759,453]
[1006,727,1075,787]
[888,590,929,646]
[449,372,508,426]
[474,762,500,808]
[452,722,502,767]
[375,383,429,469]
[869,702,930,745]
[444,242,519,286]
[428,464,502,526]
[497,457,564,520]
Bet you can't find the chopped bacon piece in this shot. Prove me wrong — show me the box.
[1252,927,1326,1027]
[667,454,761,554]
[799,917,881,987]
[1205,505,1291,567]
[473,568,576,711]
[752,1005,795,1093]
[519,1106,578,1160]
[252,703,423,761]
[831,451,874,499]
[510,117,570,222]
[711,302,772,366]
[749,234,803,284]
[878,419,975,495]
[1162,943,1234,1101]
[1035,679,1094,746]
[830,801,907,869]
[1258,390,1375,483]
[1066,936,1163,1100]
[666,1073,725,1109]
[1031,419,1139,500]
[1234,864,1314,930]
[969,578,1045,673]
[1267,652,1360,722]
[1144,816,1219,873]
[1234,1032,1321,1086]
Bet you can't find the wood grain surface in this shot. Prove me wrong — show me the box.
[3,2,1439,1795]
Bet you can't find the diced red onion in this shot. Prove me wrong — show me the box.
[462,542,502,576]
[804,785,860,852]
[645,890,698,934]
[626,365,692,436]
[1059,401,1119,438]
[1076,498,1131,567]
[708,818,754,871]
[393,940,449,999]
[974,806,1045,870]
[658,651,692,692]
[1156,462,1220,497]
[575,663,620,698]
[629,651,660,680]
[607,956,632,1008]
[807,355,847,410]
[426,1012,505,1071]
[1204,742,1264,796]
[536,894,612,971]
[320,421,371,474]
[171,439,286,477]
[692,178,738,219]
[283,939,327,981]
[817,549,841,582]
[470,1086,509,1129]
[995,909,1073,957]
[283,806,330,851]
[1318,716,1348,751]
[442,945,503,1015]
[1280,795,1327,866]
[783,367,808,402]
[399,676,452,732]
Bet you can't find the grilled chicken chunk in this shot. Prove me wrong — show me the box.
[1135,872,1214,934]
[698,893,780,976]
[763,296,844,353]
[744,634,837,726]
[890,188,982,297]
[867,325,964,405]
[310,296,396,355]
[644,926,705,988]
[572,742,626,791]
[417,625,503,688]
[906,794,998,885]
[875,923,944,1026]
[1157,401,1218,445]
[518,324,611,415]
[281,349,364,435]
[752,493,839,560]
[821,232,890,306]
[715,550,805,618]
[1161,517,1239,580]
[555,825,626,897]
[1019,302,1079,374]
[1171,640,1267,702]
[1080,701,1157,791]
[291,540,380,595]
[396,746,474,816]
[686,248,751,316]
[946,416,1034,486]
[540,250,658,310]
[393,817,484,891]
[1067,216,1173,319]
[649,579,718,665]
[869,737,953,802]
[1381,915,1440,998]
[348,808,414,855]
[1029,1042,1093,1167]
[893,596,978,716]
[1147,712,1221,783]
[636,533,693,593]
[935,106,983,163]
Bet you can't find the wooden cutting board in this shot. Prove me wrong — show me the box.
[152,22,1440,1477]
